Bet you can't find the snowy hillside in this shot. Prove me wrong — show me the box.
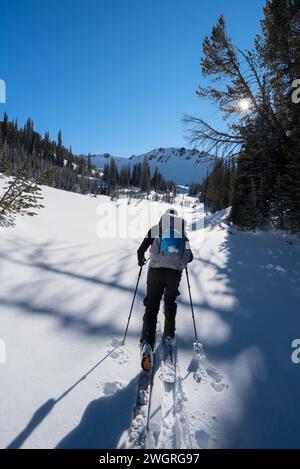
[1,181,300,449]
[86,148,215,185]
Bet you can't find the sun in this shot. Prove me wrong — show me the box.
[238,98,251,111]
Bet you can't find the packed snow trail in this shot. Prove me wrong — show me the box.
[1,181,300,448]
[126,323,196,449]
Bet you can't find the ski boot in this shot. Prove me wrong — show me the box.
[140,342,153,371]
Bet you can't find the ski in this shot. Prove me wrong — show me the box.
[147,338,177,449]
[161,336,177,384]
[126,337,181,449]
[126,348,156,449]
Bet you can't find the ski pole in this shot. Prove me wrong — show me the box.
[185,267,199,344]
[122,264,144,345]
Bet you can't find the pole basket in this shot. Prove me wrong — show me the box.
[193,341,205,359]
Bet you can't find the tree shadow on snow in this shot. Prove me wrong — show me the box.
[187,229,300,448]
[0,235,203,340]
[0,236,143,339]
[56,376,137,449]
[6,346,129,449]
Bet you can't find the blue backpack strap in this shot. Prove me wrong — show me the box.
[179,219,186,258]
[158,220,162,254]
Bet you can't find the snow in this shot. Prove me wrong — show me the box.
[87,147,216,185]
[1,180,300,449]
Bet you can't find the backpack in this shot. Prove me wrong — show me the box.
[159,218,185,255]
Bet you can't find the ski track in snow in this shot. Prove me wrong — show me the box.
[126,322,228,449]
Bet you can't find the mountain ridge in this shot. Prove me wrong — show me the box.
[83,147,216,184]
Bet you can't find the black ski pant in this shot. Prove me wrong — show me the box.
[140,267,182,348]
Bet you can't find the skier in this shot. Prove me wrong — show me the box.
[137,208,193,370]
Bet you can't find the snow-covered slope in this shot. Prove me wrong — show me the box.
[1,181,300,449]
[87,153,126,170]
[86,148,215,185]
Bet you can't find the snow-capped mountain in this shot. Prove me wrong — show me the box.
[85,147,216,184]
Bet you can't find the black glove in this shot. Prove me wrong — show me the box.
[138,253,146,267]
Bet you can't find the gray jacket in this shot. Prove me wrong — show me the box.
[137,213,193,271]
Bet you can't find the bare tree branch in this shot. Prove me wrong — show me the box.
[183,115,244,156]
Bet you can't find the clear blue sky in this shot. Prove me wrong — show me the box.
[1,0,265,157]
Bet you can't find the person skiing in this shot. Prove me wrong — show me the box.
[137,208,193,370]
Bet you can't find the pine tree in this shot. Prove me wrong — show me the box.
[80,176,89,194]
[0,159,46,225]
[151,166,160,191]
[0,140,12,175]
[206,158,227,212]
[102,163,109,182]
[284,147,300,233]
[119,165,130,188]
[109,158,118,197]
[0,114,100,197]
[270,174,287,229]
[185,3,300,232]
[57,129,62,149]
[140,157,151,193]
[131,163,142,187]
